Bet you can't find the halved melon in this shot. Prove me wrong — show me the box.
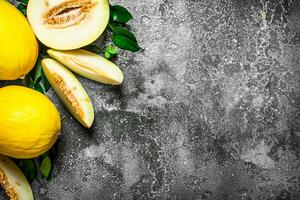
[48,49,124,85]
[0,155,33,200]
[42,58,94,128]
[27,0,109,50]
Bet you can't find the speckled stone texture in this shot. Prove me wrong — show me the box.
[1,0,300,199]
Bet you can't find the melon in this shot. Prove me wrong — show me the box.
[0,0,38,80]
[0,155,33,200]
[27,0,109,50]
[42,58,94,128]
[48,49,124,85]
[0,86,61,159]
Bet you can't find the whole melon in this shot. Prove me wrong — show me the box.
[0,86,61,158]
[0,0,38,80]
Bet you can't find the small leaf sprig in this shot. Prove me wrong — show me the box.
[107,5,141,54]
[104,44,118,59]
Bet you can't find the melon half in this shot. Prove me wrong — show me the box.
[27,0,109,50]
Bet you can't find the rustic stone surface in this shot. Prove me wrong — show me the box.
[1,0,300,199]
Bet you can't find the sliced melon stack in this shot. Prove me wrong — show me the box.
[27,0,125,128]
[42,49,124,127]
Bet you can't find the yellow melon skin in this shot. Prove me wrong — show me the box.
[0,0,38,80]
[27,0,110,50]
[0,86,61,159]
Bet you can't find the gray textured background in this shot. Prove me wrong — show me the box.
[2,0,300,199]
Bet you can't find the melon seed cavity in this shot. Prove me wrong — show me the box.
[0,169,18,200]
[52,73,84,118]
[43,0,92,28]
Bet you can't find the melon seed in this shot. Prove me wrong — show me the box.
[0,169,18,200]
[43,0,92,28]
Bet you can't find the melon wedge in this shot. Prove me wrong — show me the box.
[48,49,124,85]
[0,155,33,200]
[27,0,109,50]
[42,58,94,128]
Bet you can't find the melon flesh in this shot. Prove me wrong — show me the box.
[48,49,124,85]
[42,58,94,128]
[27,0,109,50]
[0,155,33,200]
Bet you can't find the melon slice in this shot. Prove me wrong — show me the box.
[0,155,33,200]
[48,49,124,85]
[42,58,94,128]
[27,0,109,50]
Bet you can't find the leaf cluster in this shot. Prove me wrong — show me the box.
[16,152,52,183]
[108,5,141,53]
[24,55,51,94]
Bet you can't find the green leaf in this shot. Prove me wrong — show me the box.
[17,3,27,16]
[17,0,29,4]
[104,52,110,59]
[82,44,102,54]
[110,26,141,52]
[110,5,133,24]
[39,156,51,178]
[104,44,118,59]
[24,74,34,89]
[34,81,44,93]
[108,21,125,31]
[41,69,51,92]
[24,56,51,94]
[39,47,48,58]
[18,159,36,183]
[111,27,137,42]
[112,35,140,52]
[34,58,42,84]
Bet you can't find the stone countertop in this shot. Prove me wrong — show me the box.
[1,0,300,199]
